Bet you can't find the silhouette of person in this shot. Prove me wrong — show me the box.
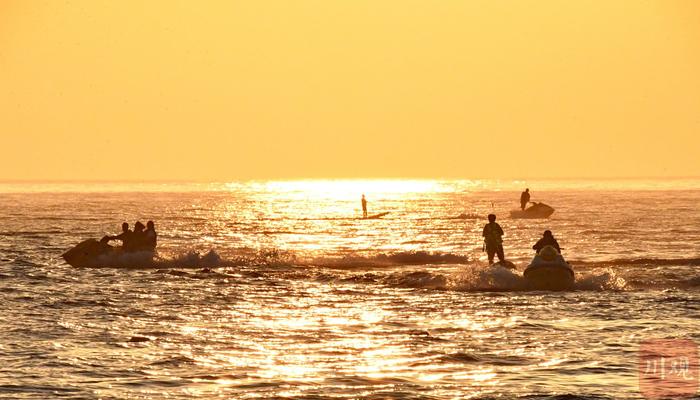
[520,188,530,210]
[533,230,561,253]
[483,214,505,263]
[361,194,368,218]
[130,221,146,252]
[107,222,133,250]
[144,220,157,251]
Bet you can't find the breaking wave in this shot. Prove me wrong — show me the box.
[308,251,472,269]
[64,247,700,291]
[380,264,628,292]
[572,256,700,267]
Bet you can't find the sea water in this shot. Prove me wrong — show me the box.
[1,180,699,399]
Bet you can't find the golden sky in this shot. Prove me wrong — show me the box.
[1,0,699,181]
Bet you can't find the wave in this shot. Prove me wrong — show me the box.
[308,251,472,269]
[572,256,700,267]
[155,248,300,269]
[115,249,700,292]
[306,264,629,292]
[388,265,628,292]
[153,250,231,268]
[65,247,699,291]
[67,248,298,269]
[180,249,700,271]
[574,268,629,291]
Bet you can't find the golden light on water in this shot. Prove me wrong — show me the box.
[5,0,699,391]
[168,285,550,392]
[262,180,449,199]
[5,181,698,399]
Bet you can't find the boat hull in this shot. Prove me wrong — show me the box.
[62,239,154,268]
[523,249,574,290]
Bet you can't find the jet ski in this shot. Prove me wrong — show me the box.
[510,202,555,219]
[62,238,154,268]
[523,245,574,290]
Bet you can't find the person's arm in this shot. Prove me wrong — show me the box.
[497,224,504,236]
[533,239,542,251]
[482,225,488,237]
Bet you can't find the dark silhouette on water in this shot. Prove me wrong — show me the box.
[63,220,159,267]
[520,188,530,210]
[103,221,157,252]
[104,222,133,249]
[361,194,368,218]
[131,221,146,252]
[482,214,505,263]
[144,220,157,251]
[524,231,573,290]
[510,202,555,219]
[533,230,561,253]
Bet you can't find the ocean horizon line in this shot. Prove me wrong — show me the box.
[1,176,700,184]
[2,177,700,194]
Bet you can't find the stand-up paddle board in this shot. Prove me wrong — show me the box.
[362,212,390,220]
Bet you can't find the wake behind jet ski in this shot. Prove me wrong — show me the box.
[510,202,555,219]
[523,231,574,290]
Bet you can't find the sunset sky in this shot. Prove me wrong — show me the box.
[2,1,699,181]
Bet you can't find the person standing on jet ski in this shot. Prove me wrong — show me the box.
[520,188,530,210]
[361,194,368,218]
[483,214,505,264]
[533,230,561,253]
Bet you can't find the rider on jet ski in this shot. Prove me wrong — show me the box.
[102,221,157,253]
[533,230,561,253]
[103,222,133,248]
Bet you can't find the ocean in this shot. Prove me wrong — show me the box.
[1,180,699,399]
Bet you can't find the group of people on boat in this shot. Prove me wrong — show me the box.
[101,220,158,253]
[482,213,560,264]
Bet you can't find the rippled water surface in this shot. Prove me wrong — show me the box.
[1,180,699,399]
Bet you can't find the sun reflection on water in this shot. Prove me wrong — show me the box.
[260,180,451,199]
[14,183,698,398]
